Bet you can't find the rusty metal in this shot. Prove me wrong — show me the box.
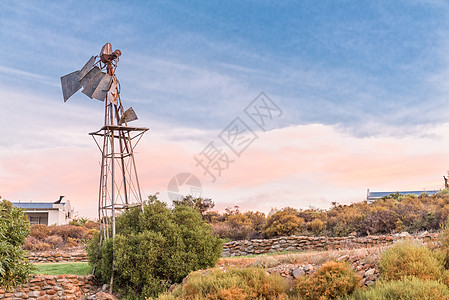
[107,79,119,105]
[60,43,147,293]
[100,43,121,64]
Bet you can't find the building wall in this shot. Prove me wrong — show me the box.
[26,212,48,225]
[48,210,61,226]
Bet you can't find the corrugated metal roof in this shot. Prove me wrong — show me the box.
[12,203,55,209]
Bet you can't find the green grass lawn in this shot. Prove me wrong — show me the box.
[33,262,92,276]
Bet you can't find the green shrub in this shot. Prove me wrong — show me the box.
[440,220,449,269]
[0,199,33,290]
[347,277,449,300]
[379,240,443,281]
[154,267,290,300]
[87,196,223,299]
[295,261,361,299]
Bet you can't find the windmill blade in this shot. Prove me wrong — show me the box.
[79,56,96,78]
[119,107,138,125]
[80,66,101,88]
[61,70,81,102]
[60,56,96,102]
[82,70,112,101]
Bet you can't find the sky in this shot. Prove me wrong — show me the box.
[2,0,449,218]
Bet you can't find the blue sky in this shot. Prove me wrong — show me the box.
[2,1,449,217]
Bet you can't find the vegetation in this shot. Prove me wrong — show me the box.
[295,261,361,299]
[347,277,449,300]
[153,267,291,300]
[23,221,98,250]
[33,262,92,275]
[22,191,449,245]
[205,191,449,240]
[0,199,33,290]
[379,240,444,281]
[87,195,222,299]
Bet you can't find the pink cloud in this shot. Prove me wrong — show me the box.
[2,123,449,218]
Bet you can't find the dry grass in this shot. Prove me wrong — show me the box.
[217,246,385,268]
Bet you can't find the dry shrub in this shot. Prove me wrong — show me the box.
[84,221,99,230]
[295,261,361,299]
[30,224,51,239]
[85,229,99,240]
[440,220,449,269]
[379,240,443,281]
[251,255,281,268]
[44,235,64,248]
[158,267,291,299]
[348,276,449,300]
[66,237,79,248]
[35,242,52,251]
[23,236,40,250]
[50,225,87,241]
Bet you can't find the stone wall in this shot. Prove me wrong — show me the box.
[26,250,88,263]
[222,232,438,257]
[0,274,96,299]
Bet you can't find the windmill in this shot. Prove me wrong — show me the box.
[60,43,148,245]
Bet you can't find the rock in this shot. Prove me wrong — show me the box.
[365,280,375,286]
[303,264,313,272]
[101,284,110,292]
[398,232,412,238]
[336,255,349,262]
[292,268,305,279]
[418,231,429,238]
[94,292,118,300]
[365,268,375,276]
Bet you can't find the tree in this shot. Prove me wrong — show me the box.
[87,195,222,299]
[0,199,33,290]
[172,195,215,219]
[263,207,304,238]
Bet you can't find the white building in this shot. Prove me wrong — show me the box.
[12,198,74,225]
[366,189,439,204]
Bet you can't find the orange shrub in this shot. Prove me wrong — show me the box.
[23,236,40,250]
[295,261,361,299]
[30,224,51,239]
[50,225,87,241]
[44,235,64,248]
[84,221,99,230]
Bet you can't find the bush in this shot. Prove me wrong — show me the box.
[0,199,33,290]
[154,267,290,300]
[30,224,51,239]
[263,207,304,238]
[44,235,64,249]
[440,219,449,269]
[50,224,87,241]
[295,261,361,299]
[87,196,223,299]
[347,277,449,300]
[379,240,443,281]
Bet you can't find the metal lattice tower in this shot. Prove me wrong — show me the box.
[60,42,148,242]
